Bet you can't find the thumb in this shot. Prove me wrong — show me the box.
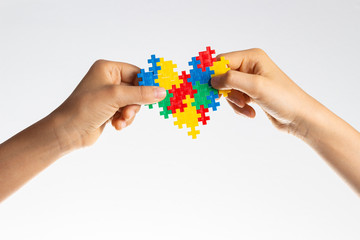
[211,70,263,98]
[107,85,166,108]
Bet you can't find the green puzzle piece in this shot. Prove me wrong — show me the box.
[192,82,217,110]
[158,90,173,119]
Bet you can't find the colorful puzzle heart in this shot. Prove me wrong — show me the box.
[138,46,231,139]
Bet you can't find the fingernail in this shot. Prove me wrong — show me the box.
[126,110,135,120]
[155,87,166,99]
[228,97,244,107]
[210,77,218,87]
[242,109,250,117]
[120,121,126,129]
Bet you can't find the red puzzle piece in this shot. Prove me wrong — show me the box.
[197,105,210,125]
[167,71,198,114]
[196,46,216,72]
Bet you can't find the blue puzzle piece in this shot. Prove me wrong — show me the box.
[200,67,214,85]
[188,57,205,85]
[189,66,214,85]
[207,91,220,111]
[137,69,159,86]
[188,67,203,85]
[188,57,214,86]
[148,54,161,75]
[188,57,201,69]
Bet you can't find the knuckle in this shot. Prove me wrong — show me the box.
[138,86,147,101]
[216,53,225,60]
[106,85,126,107]
[251,48,266,56]
[92,59,109,70]
[224,70,236,85]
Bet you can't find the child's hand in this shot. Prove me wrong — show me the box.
[211,49,316,137]
[53,60,166,148]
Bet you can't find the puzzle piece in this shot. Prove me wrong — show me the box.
[210,56,231,97]
[188,60,214,85]
[148,54,161,74]
[191,81,213,110]
[197,105,210,125]
[156,58,182,89]
[137,47,228,138]
[207,91,220,111]
[172,95,201,139]
[138,69,158,87]
[168,76,197,114]
[168,85,188,113]
[137,68,158,109]
[196,46,216,72]
[158,90,173,119]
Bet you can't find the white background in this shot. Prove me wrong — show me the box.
[1,0,360,239]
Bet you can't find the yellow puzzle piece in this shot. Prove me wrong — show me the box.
[210,57,231,97]
[155,58,183,90]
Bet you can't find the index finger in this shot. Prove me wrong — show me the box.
[217,48,270,74]
[88,60,140,86]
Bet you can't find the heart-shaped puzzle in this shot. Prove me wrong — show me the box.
[138,46,230,139]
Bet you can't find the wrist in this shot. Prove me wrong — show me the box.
[46,110,83,154]
[289,96,327,142]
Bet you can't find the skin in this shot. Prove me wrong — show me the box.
[211,48,360,195]
[1,49,359,202]
[0,60,166,202]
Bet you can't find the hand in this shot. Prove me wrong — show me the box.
[52,60,166,148]
[0,60,166,202]
[211,49,360,195]
[211,48,317,137]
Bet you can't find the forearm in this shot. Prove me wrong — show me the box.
[0,113,79,202]
[299,100,360,194]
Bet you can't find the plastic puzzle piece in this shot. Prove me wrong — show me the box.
[199,67,215,85]
[191,81,213,110]
[166,72,197,114]
[178,71,191,85]
[197,105,210,125]
[210,56,230,75]
[188,57,202,85]
[196,46,216,72]
[168,84,188,113]
[156,58,182,90]
[218,90,231,98]
[137,47,228,138]
[207,91,220,111]
[138,69,159,87]
[158,90,173,119]
[172,96,201,139]
[138,69,158,109]
[148,54,161,74]
[188,61,214,85]
[210,56,231,97]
